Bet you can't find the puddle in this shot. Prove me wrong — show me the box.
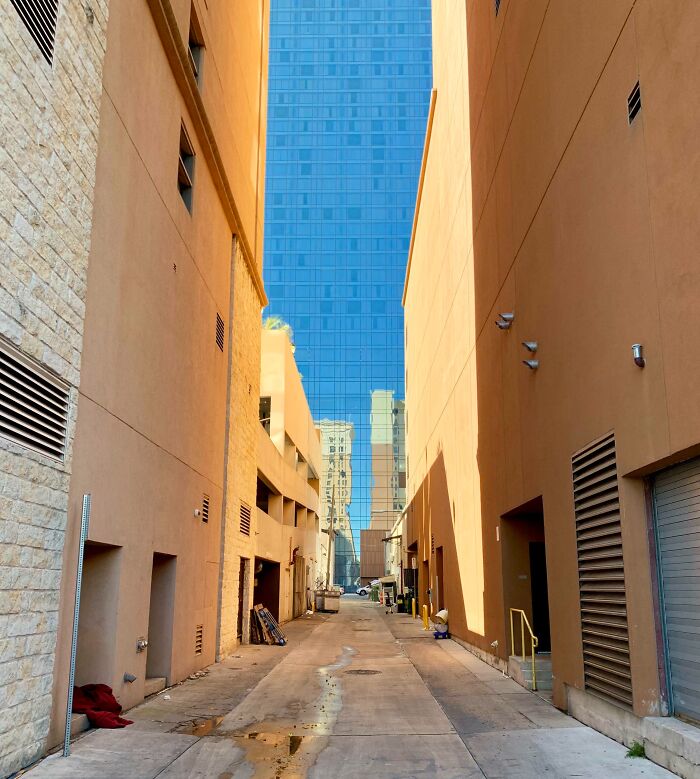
[175,715,224,736]
[227,645,357,776]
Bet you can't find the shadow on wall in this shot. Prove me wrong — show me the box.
[406,451,472,642]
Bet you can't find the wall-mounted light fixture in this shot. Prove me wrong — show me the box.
[495,312,514,330]
[523,359,539,370]
[632,343,645,368]
[521,341,538,353]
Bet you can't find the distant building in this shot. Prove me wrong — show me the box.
[318,420,357,589]
[255,329,321,626]
[360,391,406,583]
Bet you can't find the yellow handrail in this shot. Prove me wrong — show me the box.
[509,608,539,691]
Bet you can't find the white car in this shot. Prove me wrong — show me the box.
[357,580,380,596]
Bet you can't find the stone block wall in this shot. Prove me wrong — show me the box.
[0,1,108,773]
[217,237,262,658]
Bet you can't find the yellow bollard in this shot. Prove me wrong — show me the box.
[411,598,416,619]
[422,604,430,631]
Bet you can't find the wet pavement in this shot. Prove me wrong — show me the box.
[27,598,675,778]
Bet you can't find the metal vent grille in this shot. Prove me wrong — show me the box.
[10,0,59,65]
[202,494,209,523]
[216,313,225,352]
[194,624,203,655]
[572,432,632,709]
[240,502,251,536]
[0,339,70,460]
[627,81,641,124]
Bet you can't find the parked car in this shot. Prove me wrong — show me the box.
[357,580,380,596]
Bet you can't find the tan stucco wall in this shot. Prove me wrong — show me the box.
[49,0,268,746]
[405,0,700,717]
[256,330,321,621]
[0,1,109,773]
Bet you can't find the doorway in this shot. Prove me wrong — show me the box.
[422,559,430,612]
[75,542,121,687]
[293,555,306,618]
[236,557,249,642]
[501,497,551,655]
[253,557,281,621]
[146,553,177,684]
[435,546,444,612]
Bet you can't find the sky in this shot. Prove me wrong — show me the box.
[263,0,433,586]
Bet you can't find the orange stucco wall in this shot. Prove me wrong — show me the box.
[49,0,269,743]
[404,0,700,717]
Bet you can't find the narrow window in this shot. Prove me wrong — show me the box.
[627,81,641,124]
[178,123,196,212]
[495,0,501,16]
[188,4,205,85]
[216,313,225,351]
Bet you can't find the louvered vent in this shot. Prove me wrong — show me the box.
[627,81,641,124]
[194,624,203,655]
[10,0,59,65]
[216,313,225,352]
[431,533,435,554]
[0,339,69,461]
[202,494,209,523]
[572,432,632,709]
[240,502,251,536]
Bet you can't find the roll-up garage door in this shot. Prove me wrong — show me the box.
[653,458,700,723]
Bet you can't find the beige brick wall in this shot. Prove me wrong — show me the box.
[217,237,262,657]
[0,1,108,773]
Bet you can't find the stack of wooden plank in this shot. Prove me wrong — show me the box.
[252,604,287,646]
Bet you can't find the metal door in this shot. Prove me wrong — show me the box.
[654,458,700,722]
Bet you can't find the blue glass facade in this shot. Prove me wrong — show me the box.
[264,1,432,590]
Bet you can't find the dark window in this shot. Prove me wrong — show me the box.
[627,81,641,124]
[188,4,204,84]
[216,313,225,351]
[178,123,196,212]
[495,0,501,16]
[259,396,271,434]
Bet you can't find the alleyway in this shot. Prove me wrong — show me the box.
[29,598,673,778]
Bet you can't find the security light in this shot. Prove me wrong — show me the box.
[632,343,645,368]
[523,359,539,370]
[495,312,514,330]
[521,341,538,353]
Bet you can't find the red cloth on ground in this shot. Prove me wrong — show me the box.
[72,684,133,728]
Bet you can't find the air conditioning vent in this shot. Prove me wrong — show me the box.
[10,0,59,65]
[0,339,70,461]
[627,81,641,124]
[216,313,225,352]
[202,494,209,523]
[194,624,203,655]
[240,502,252,536]
[572,432,632,710]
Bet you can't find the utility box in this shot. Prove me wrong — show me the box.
[315,589,340,612]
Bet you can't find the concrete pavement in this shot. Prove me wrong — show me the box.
[27,597,676,777]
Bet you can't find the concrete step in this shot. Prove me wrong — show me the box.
[71,713,90,735]
[508,655,553,692]
[144,677,166,697]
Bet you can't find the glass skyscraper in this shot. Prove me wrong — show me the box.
[264,1,432,590]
